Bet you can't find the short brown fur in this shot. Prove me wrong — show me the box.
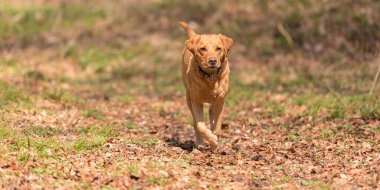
[178,22,233,149]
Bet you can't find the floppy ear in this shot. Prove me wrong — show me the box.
[218,34,233,53]
[185,35,200,54]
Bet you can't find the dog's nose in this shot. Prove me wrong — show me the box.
[208,57,217,66]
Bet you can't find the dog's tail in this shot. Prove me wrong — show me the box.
[178,21,197,38]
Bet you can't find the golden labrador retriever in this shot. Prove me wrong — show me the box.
[179,22,233,149]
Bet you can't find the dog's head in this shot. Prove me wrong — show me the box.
[185,34,233,73]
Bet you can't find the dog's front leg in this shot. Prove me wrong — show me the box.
[186,93,204,146]
[191,102,205,147]
[191,101,218,149]
[210,98,224,134]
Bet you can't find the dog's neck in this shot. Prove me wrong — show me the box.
[190,56,226,82]
[195,64,222,78]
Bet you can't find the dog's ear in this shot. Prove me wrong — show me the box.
[218,34,233,53]
[185,35,200,54]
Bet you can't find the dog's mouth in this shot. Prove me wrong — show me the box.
[197,64,220,75]
[206,64,220,69]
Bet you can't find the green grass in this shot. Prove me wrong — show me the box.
[0,124,121,164]
[319,129,339,140]
[0,4,107,39]
[70,125,119,151]
[148,176,170,186]
[126,137,158,147]
[300,179,332,190]
[267,102,285,117]
[32,166,59,177]
[22,126,63,138]
[42,89,78,105]
[73,42,156,71]
[75,182,92,189]
[124,121,137,129]
[25,70,45,80]
[226,78,259,106]
[76,48,114,71]
[71,137,106,151]
[76,125,118,137]
[0,127,13,138]
[127,164,141,178]
[0,6,55,38]
[359,103,380,120]
[287,132,300,142]
[293,94,380,120]
[83,109,106,120]
[0,81,31,106]
[0,57,17,67]
[0,126,63,162]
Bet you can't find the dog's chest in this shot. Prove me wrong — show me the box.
[191,76,228,101]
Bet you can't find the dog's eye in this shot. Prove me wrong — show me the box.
[216,47,222,51]
[200,47,207,51]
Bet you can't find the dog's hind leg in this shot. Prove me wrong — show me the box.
[210,98,225,134]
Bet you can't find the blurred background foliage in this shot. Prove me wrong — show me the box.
[130,0,380,62]
[1,0,379,62]
[0,0,379,100]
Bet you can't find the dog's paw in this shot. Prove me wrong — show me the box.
[207,132,218,150]
[209,140,218,150]
[210,133,218,142]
